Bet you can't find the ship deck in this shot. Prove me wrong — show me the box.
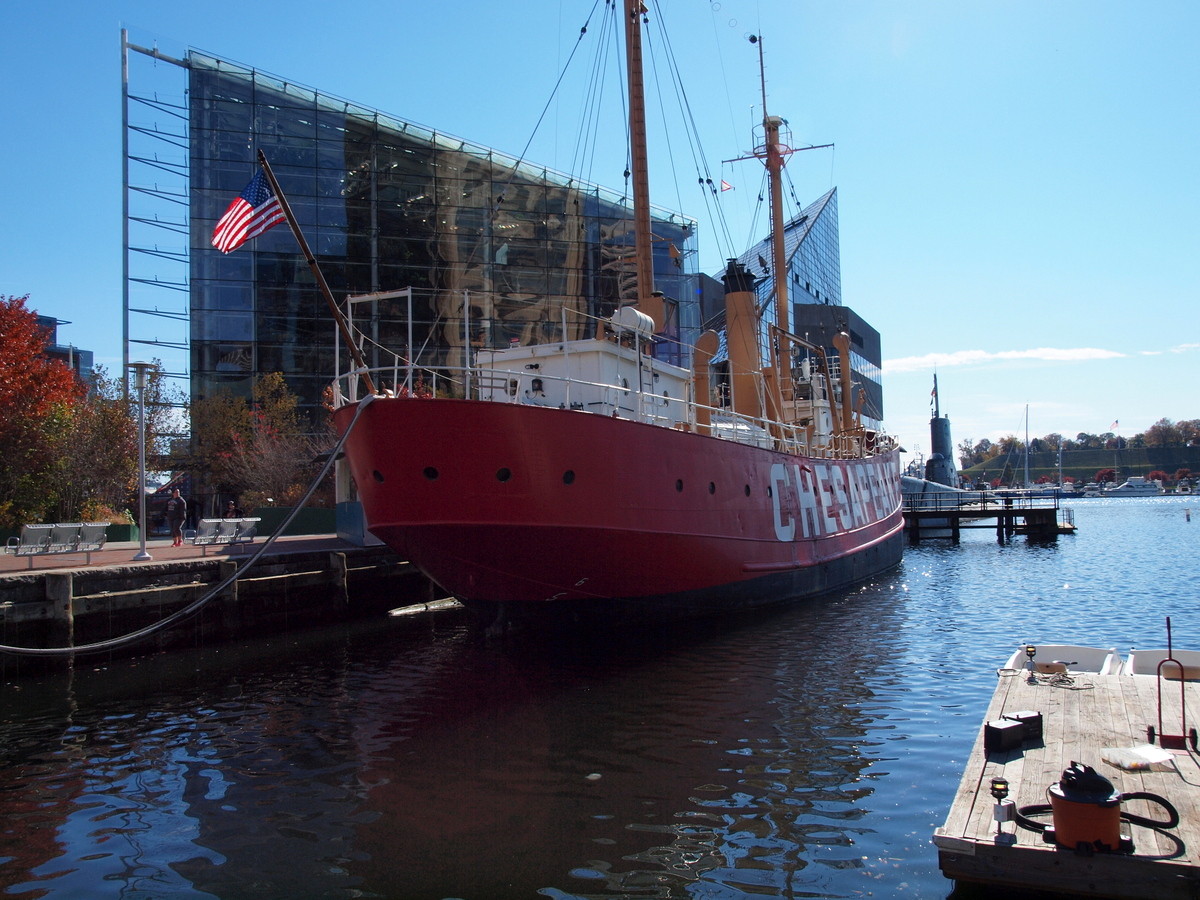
[935,663,1200,898]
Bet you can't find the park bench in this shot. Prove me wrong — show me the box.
[4,522,110,569]
[189,517,261,555]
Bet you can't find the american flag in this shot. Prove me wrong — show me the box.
[211,169,285,253]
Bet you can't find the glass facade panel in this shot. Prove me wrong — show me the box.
[189,54,698,422]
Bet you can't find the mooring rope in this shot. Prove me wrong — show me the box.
[0,394,376,658]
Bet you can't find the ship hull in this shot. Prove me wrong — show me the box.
[334,398,904,620]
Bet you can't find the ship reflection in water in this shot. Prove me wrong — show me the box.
[2,497,1194,898]
[0,584,916,899]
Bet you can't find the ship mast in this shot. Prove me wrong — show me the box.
[755,36,791,386]
[624,0,663,333]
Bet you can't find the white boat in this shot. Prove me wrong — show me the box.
[1002,643,1120,675]
[1121,648,1200,678]
[1104,476,1162,497]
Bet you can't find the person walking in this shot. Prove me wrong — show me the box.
[165,488,188,547]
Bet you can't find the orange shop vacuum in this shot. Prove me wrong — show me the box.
[1017,761,1179,853]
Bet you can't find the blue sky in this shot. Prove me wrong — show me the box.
[2,0,1196,464]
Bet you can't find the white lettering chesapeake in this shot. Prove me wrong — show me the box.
[793,464,823,537]
[854,465,876,522]
[770,462,795,541]
[813,464,837,532]
[829,465,851,532]
[846,465,868,526]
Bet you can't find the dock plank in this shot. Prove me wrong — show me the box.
[936,667,1200,899]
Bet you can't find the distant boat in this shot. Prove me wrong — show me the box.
[1103,476,1162,497]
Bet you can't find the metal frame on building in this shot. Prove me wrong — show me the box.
[121,30,191,396]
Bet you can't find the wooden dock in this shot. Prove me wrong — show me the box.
[904,490,1077,543]
[935,663,1200,898]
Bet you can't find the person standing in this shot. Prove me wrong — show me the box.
[165,488,188,547]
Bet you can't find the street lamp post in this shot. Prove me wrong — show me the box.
[129,361,153,562]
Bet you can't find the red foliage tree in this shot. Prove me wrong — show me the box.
[0,295,86,526]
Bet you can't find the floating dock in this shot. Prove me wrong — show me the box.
[935,661,1200,898]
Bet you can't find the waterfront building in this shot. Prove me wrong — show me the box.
[124,39,880,430]
[697,189,884,429]
[125,40,697,423]
[737,189,884,430]
[37,315,94,382]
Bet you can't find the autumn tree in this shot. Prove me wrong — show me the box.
[188,373,334,511]
[0,295,86,527]
[49,366,138,523]
[1145,418,1182,447]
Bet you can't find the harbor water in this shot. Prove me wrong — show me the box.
[1,496,1196,898]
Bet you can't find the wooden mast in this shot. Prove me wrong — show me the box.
[756,36,791,386]
[624,0,663,333]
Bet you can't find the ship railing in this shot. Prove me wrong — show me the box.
[331,362,897,459]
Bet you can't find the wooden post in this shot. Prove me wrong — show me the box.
[329,552,349,616]
[218,560,240,634]
[45,573,73,648]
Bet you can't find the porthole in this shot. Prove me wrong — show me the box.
[767,485,773,498]
[421,467,437,481]
[675,479,684,493]
[374,470,386,482]
[563,470,576,485]
[744,485,751,497]
[496,467,512,482]
[708,482,716,495]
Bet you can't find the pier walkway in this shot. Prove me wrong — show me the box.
[903,490,1076,542]
[935,664,1200,898]
[0,534,438,669]
[0,533,357,575]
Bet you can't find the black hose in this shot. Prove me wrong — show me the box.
[1015,792,1180,834]
[1015,803,1052,833]
[1116,791,1181,830]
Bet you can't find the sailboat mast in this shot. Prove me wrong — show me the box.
[1024,403,1031,488]
[624,0,662,333]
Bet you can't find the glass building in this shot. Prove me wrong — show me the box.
[183,51,698,421]
[123,39,877,431]
[734,188,885,429]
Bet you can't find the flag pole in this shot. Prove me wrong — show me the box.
[256,150,376,396]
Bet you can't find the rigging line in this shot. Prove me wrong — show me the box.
[643,17,688,222]
[0,395,376,659]
[573,0,620,186]
[566,2,602,182]
[648,0,738,259]
[499,0,603,192]
[455,0,604,277]
[745,165,770,267]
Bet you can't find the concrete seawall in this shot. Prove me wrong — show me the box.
[0,537,440,674]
